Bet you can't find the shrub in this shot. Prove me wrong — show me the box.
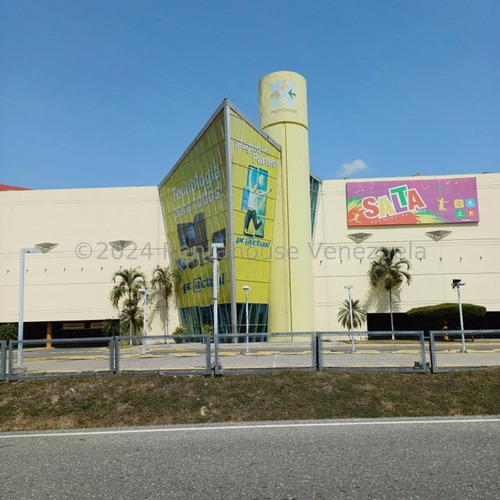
[202,324,214,340]
[407,303,487,330]
[172,325,187,343]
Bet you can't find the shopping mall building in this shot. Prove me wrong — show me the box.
[1,71,499,341]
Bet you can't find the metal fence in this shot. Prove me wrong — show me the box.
[6,335,212,380]
[429,329,500,373]
[8,337,115,381]
[115,335,211,376]
[318,331,427,372]
[212,332,317,375]
[2,330,500,381]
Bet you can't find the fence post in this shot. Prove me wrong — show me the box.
[114,337,120,374]
[109,339,114,374]
[419,331,427,372]
[428,332,437,373]
[204,335,211,376]
[8,341,14,381]
[213,334,222,376]
[313,332,320,371]
[0,341,6,382]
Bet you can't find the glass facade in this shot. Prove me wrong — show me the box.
[179,305,233,335]
[180,302,268,339]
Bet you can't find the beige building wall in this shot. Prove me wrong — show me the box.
[312,173,500,331]
[2,175,497,335]
[0,186,179,334]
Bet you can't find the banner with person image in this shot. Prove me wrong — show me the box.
[241,167,271,238]
[230,109,280,306]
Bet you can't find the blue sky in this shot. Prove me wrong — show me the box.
[1,0,499,189]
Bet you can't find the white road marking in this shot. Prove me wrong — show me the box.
[1,417,499,439]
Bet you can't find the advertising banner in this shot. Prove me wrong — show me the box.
[230,110,280,305]
[346,177,480,227]
[159,110,230,308]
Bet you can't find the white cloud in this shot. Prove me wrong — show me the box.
[337,159,368,178]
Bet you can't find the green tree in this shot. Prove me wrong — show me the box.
[368,246,411,336]
[110,268,146,340]
[337,299,367,330]
[151,266,174,337]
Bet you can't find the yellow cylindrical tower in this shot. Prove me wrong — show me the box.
[258,71,315,333]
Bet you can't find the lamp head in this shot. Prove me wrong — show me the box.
[452,279,466,289]
[35,242,58,253]
[344,284,353,290]
[109,240,133,251]
[211,242,225,260]
[243,285,250,291]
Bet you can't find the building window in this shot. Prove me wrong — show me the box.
[310,174,321,235]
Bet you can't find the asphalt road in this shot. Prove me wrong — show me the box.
[1,417,499,499]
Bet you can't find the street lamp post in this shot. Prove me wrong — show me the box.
[139,287,152,355]
[452,279,467,353]
[18,243,58,368]
[212,242,224,373]
[243,285,250,353]
[344,285,355,353]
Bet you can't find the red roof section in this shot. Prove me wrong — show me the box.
[0,184,31,191]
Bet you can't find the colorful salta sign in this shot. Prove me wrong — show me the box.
[346,177,480,226]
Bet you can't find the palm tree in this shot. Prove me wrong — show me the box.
[110,268,146,341]
[0,323,18,341]
[151,266,174,338]
[101,319,121,337]
[368,246,411,336]
[119,304,143,338]
[337,299,367,330]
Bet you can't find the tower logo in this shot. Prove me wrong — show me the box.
[271,80,296,108]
